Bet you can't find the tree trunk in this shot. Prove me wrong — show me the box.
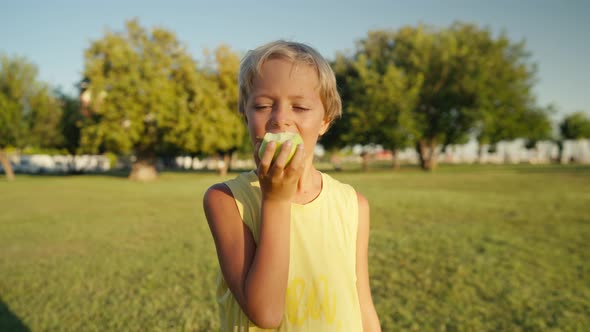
[218,152,232,176]
[0,149,15,181]
[556,140,564,164]
[361,152,370,172]
[129,151,158,181]
[477,143,485,164]
[391,149,400,170]
[416,141,425,168]
[428,140,438,170]
[416,139,438,171]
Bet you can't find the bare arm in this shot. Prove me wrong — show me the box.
[356,192,381,332]
[203,141,304,328]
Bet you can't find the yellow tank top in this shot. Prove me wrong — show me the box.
[217,171,363,332]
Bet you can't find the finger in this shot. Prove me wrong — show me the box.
[285,143,305,177]
[258,141,276,176]
[272,140,293,170]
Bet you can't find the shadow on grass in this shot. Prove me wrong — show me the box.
[0,298,30,332]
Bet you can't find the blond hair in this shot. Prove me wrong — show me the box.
[238,40,342,126]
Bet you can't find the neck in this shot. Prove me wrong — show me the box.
[296,157,321,195]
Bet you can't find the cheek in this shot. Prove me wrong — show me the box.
[246,114,266,143]
[249,115,263,129]
[303,114,328,133]
[300,122,324,144]
[247,122,258,141]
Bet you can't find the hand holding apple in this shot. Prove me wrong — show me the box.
[258,132,304,164]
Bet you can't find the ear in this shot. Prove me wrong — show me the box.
[318,117,330,136]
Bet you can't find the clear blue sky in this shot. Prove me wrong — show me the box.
[1,0,588,121]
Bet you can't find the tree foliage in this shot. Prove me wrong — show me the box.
[326,47,420,170]
[560,111,590,139]
[201,45,246,155]
[328,48,420,151]
[80,19,243,179]
[0,54,63,149]
[56,90,83,155]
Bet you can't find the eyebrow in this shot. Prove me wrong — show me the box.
[252,93,307,100]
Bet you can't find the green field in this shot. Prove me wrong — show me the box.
[1,165,589,331]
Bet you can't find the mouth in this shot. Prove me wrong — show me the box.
[256,131,299,143]
[260,130,296,136]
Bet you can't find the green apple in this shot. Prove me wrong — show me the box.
[258,132,304,163]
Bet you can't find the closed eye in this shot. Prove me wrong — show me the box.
[254,105,271,111]
[293,105,310,111]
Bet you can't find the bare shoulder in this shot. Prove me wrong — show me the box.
[356,191,369,210]
[356,191,370,223]
[203,183,234,213]
[204,182,234,203]
[202,182,242,231]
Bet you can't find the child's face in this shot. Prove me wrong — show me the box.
[244,58,330,159]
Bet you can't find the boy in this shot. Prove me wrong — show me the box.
[204,40,381,331]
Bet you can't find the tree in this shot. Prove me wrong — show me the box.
[80,19,240,180]
[0,54,63,180]
[557,111,590,163]
[337,23,543,170]
[560,111,590,139]
[56,90,83,155]
[520,106,553,149]
[327,49,420,171]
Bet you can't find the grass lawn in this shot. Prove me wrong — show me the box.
[1,164,589,331]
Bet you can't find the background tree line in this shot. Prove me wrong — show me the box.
[1,19,590,180]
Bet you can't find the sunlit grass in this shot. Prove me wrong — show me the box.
[1,164,588,331]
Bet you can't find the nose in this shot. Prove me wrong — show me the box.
[268,103,292,130]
